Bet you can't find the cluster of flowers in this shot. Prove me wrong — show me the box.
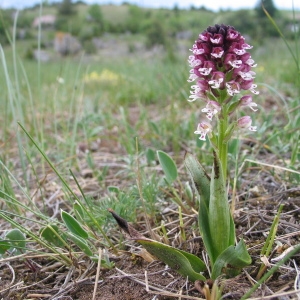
[187,24,259,140]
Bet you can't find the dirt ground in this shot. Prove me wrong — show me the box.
[1,179,300,299]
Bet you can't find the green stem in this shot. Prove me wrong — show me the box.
[218,113,228,182]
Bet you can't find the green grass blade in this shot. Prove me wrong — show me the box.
[262,5,298,68]
[0,238,11,254]
[0,211,73,265]
[69,169,116,251]
[241,244,300,299]
[256,204,284,279]
[17,122,80,203]
[260,204,283,257]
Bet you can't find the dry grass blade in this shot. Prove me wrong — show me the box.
[115,268,205,300]
[92,248,102,300]
[243,159,300,175]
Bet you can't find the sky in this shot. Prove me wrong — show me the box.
[0,0,299,11]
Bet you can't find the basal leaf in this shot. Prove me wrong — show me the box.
[61,210,89,239]
[109,208,206,281]
[5,228,26,252]
[73,202,85,222]
[107,186,120,194]
[138,239,206,282]
[67,233,93,257]
[211,239,251,279]
[146,148,156,164]
[157,150,178,184]
[40,225,65,247]
[184,154,215,262]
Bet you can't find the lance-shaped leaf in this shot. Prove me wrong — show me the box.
[138,239,206,281]
[66,232,93,257]
[211,239,252,279]
[61,210,89,239]
[184,154,214,263]
[157,150,178,184]
[184,153,210,199]
[73,202,85,223]
[208,152,235,263]
[109,209,206,282]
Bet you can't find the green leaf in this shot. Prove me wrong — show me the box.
[184,153,210,203]
[90,256,115,269]
[108,208,206,281]
[184,154,215,262]
[256,204,284,279]
[5,228,26,253]
[0,238,10,254]
[61,210,89,239]
[73,202,85,222]
[184,181,193,202]
[260,204,283,257]
[211,239,252,279]
[40,225,65,247]
[67,233,93,257]
[146,148,156,164]
[138,239,206,282]
[208,152,234,263]
[228,101,240,115]
[224,122,236,142]
[90,126,104,136]
[149,121,160,134]
[157,150,178,184]
[107,186,120,194]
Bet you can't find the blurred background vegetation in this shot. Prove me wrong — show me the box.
[0,0,298,52]
[0,0,299,170]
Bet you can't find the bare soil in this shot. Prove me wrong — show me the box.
[1,165,300,299]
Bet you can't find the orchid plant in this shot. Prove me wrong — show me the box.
[184,24,258,278]
[110,24,257,281]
